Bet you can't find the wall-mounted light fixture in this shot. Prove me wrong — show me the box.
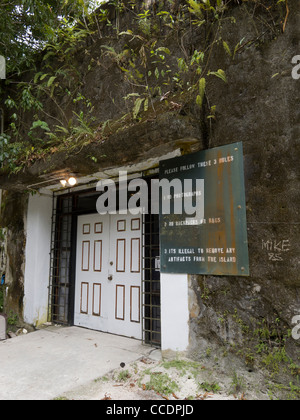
[26,173,78,193]
[68,177,77,187]
[60,177,77,188]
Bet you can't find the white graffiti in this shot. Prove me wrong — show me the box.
[261,239,291,262]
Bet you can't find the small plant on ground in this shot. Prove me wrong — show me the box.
[230,371,246,394]
[117,369,131,382]
[144,372,179,396]
[199,381,221,393]
[7,311,18,327]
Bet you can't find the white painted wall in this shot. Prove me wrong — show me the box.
[24,194,52,326]
[161,274,189,353]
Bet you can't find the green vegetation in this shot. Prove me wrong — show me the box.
[143,372,180,396]
[199,381,221,393]
[230,371,245,394]
[117,369,131,382]
[162,358,202,372]
[0,0,287,173]
[7,311,19,327]
[214,306,300,396]
[0,0,101,75]
[267,382,300,401]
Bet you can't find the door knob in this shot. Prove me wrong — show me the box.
[108,275,113,281]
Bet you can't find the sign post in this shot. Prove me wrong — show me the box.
[159,142,249,276]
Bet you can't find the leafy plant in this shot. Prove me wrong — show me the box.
[137,9,152,37]
[0,0,98,75]
[230,371,245,394]
[196,77,206,108]
[7,311,18,327]
[188,0,225,24]
[72,111,95,137]
[0,134,24,172]
[199,381,221,393]
[117,369,131,382]
[208,69,228,83]
[28,120,51,142]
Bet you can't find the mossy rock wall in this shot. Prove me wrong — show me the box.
[187,0,300,381]
[0,191,28,322]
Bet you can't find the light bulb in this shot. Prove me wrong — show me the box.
[68,177,77,187]
[60,180,67,187]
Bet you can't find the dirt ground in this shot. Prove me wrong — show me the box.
[57,351,272,401]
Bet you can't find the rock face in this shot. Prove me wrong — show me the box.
[0,192,27,322]
[0,0,299,382]
[186,1,300,376]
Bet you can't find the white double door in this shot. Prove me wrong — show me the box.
[74,213,142,340]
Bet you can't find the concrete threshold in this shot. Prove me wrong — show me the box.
[0,325,156,400]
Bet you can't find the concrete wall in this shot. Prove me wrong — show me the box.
[23,194,52,326]
[161,274,189,354]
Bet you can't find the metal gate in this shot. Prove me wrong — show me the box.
[143,213,161,347]
[48,194,74,325]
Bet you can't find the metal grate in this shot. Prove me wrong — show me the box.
[48,194,73,325]
[142,213,161,348]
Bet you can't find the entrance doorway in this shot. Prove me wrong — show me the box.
[74,213,142,339]
[48,180,161,346]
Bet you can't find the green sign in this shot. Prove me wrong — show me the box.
[159,142,249,276]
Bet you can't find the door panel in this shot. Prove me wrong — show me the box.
[74,214,110,332]
[74,213,142,339]
[108,214,142,339]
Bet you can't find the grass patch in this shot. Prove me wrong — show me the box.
[162,359,202,371]
[143,372,179,396]
[162,359,202,379]
[267,381,300,400]
[94,375,109,383]
[117,370,131,382]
